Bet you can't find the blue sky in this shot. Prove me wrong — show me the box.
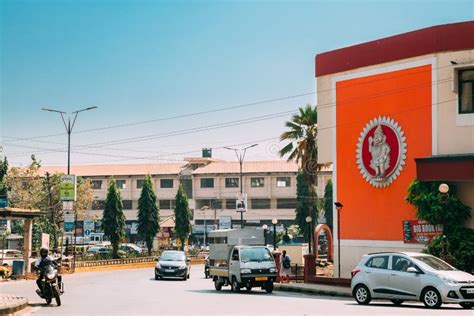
[1,0,473,166]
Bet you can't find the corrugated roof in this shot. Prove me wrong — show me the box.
[192,160,299,175]
[40,163,184,177]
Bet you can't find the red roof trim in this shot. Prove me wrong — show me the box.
[415,155,474,181]
[315,21,474,77]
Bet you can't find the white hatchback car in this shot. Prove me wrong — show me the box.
[351,252,474,309]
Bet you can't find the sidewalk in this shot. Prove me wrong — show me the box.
[274,282,353,298]
[0,294,28,315]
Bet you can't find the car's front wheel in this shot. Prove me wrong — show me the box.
[421,287,442,309]
[460,302,473,309]
[354,284,371,305]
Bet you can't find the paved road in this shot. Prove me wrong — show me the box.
[2,265,471,315]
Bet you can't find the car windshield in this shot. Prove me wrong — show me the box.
[240,247,273,262]
[160,252,185,261]
[413,255,455,271]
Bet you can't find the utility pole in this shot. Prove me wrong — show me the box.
[42,106,97,271]
[224,144,258,228]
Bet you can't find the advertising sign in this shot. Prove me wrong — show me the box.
[60,175,76,201]
[64,212,75,232]
[41,233,50,249]
[236,193,247,212]
[402,219,443,244]
[219,216,232,229]
[62,201,73,211]
[130,222,139,234]
[83,220,94,231]
[0,197,7,208]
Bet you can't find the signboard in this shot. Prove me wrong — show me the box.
[60,175,76,201]
[192,225,215,234]
[0,197,7,208]
[84,229,91,236]
[41,233,50,249]
[62,201,73,211]
[403,219,443,244]
[64,212,75,232]
[219,216,232,229]
[130,222,138,234]
[84,220,94,231]
[236,193,247,212]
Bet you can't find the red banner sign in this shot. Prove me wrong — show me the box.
[403,219,443,244]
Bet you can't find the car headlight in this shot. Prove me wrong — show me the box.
[439,276,458,285]
[179,266,187,270]
[269,267,277,273]
[241,268,252,274]
[155,263,161,269]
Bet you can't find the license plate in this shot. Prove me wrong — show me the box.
[165,269,175,273]
[255,277,268,281]
[467,289,474,294]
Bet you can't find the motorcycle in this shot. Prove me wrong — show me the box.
[36,258,64,306]
[204,256,210,279]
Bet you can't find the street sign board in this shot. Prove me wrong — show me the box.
[84,220,94,231]
[219,216,232,229]
[0,197,7,208]
[236,193,247,212]
[402,219,442,244]
[64,212,75,232]
[60,175,76,201]
[62,201,73,211]
[84,229,91,236]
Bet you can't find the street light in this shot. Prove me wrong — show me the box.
[262,224,268,246]
[305,216,312,254]
[438,183,450,260]
[201,206,209,246]
[272,218,278,250]
[224,144,258,228]
[334,201,343,278]
[42,106,98,271]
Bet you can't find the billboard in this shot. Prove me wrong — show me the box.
[60,175,76,201]
[402,219,443,244]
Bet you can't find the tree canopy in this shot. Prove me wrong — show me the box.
[137,175,160,255]
[174,183,191,251]
[102,177,126,258]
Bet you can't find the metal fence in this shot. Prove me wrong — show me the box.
[74,256,155,268]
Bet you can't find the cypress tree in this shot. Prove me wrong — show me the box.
[295,172,318,242]
[102,177,126,258]
[174,184,191,251]
[137,175,160,256]
[323,179,333,232]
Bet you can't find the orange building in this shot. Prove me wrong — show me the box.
[316,21,474,277]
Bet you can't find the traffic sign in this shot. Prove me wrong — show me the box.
[84,229,91,236]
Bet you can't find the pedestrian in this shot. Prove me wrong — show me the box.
[280,250,291,283]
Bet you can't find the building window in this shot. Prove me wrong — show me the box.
[136,179,144,189]
[200,178,214,188]
[92,180,103,190]
[251,199,271,209]
[196,199,222,209]
[123,200,133,209]
[92,200,105,210]
[459,69,474,114]
[180,178,193,198]
[277,198,297,209]
[225,199,236,209]
[276,177,291,187]
[250,177,264,188]
[116,180,126,189]
[225,178,239,188]
[159,200,175,210]
[160,179,173,188]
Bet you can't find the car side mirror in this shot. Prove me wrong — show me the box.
[407,267,419,273]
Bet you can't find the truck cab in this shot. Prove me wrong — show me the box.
[208,228,277,293]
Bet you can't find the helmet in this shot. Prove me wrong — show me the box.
[40,247,49,258]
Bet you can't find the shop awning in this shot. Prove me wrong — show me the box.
[415,154,474,181]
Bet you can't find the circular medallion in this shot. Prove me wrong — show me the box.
[356,116,407,188]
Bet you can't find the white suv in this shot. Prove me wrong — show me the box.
[351,252,474,309]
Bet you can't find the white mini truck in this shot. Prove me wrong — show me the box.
[208,228,277,293]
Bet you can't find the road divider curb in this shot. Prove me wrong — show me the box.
[274,283,352,298]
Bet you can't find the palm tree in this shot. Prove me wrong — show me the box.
[280,105,326,253]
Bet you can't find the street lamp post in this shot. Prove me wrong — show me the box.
[42,106,97,271]
[262,224,268,246]
[224,144,258,228]
[334,201,343,278]
[272,218,278,250]
[438,183,450,260]
[305,216,312,254]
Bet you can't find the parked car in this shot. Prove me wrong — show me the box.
[351,252,474,309]
[86,246,112,258]
[120,244,145,256]
[154,250,190,281]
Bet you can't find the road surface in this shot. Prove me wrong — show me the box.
[2,265,471,315]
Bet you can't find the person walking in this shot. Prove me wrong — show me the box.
[280,250,291,283]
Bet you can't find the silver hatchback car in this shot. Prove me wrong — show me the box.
[351,252,474,309]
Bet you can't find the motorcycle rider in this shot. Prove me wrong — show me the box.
[35,247,58,298]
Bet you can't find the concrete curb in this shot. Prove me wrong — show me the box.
[0,295,28,315]
[274,283,352,298]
